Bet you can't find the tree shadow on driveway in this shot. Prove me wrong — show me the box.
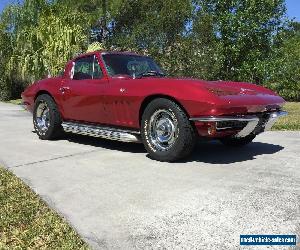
[64,133,284,165]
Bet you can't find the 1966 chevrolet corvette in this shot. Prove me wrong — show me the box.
[22,51,287,162]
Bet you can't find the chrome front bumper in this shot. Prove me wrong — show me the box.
[190,111,288,138]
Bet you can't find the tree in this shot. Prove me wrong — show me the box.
[194,0,288,83]
[264,22,300,101]
[0,0,90,99]
[0,0,297,101]
[107,0,192,51]
[0,27,13,100]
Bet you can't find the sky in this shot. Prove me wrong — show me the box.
[0,0,299,21]
[286,0,300,21]
[0,0,13,12]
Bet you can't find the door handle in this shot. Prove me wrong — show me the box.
[60,86,70,93]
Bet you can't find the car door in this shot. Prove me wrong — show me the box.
[60,54,108,123]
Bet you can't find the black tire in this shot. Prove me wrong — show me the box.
[219,134,256,147]
[141,98,196,162]
[33,94,63,140]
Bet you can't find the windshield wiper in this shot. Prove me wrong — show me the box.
[136,71,165,78]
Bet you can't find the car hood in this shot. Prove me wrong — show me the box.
[151,77,276,96]
[143,77,285,113]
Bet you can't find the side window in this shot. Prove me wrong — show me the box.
[73,55,103,80]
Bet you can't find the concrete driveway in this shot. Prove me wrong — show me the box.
[0,102,299,249]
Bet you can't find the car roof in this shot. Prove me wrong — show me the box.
[100,50,140,56]
[73,50,141,60]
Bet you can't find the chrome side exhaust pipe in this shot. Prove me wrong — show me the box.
[62,122,141,143]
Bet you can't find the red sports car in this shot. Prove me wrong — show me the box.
[22,51,287,162]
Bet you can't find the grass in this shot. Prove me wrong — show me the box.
[272,102,300,131]
[0,166,89,250]
[6,99,23,105]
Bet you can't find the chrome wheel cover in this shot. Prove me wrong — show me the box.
[35,101,50,132]
[148,109,178,151]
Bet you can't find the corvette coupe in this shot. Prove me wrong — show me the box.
[22,51,287,161]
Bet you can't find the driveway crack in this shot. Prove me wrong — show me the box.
[8,149,99,169]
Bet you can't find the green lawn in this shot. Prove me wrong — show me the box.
[272,102,300,131]
[7,99,23,105]
[0,166,89,249]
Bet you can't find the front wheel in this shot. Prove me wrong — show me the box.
[33,94,63,140]
[141,98,196,162]
[219,134,256,147]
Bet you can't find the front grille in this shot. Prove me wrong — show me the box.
[215,109,281,132]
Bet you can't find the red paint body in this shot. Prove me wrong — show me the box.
[21,51,285,138]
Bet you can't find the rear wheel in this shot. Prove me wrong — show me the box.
[141,98,196,162]
[33,94,63,140]
[219,134,256,147]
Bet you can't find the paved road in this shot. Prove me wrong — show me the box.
[0,102,299,249]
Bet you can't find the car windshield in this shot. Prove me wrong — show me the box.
[102,54,165,78]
